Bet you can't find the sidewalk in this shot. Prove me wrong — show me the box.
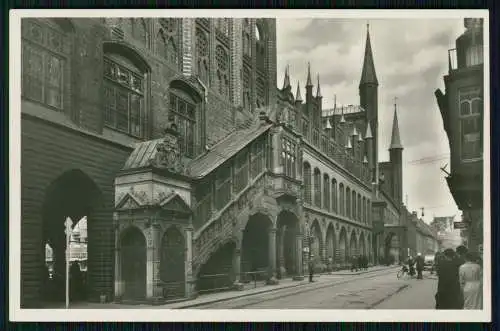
[69,265,399,309]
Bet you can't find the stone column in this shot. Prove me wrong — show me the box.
[293,232,304,280]
[145,225,157,301]
[267,227,279,285]
[151,224,162,303]
[113,222,123,301]
[277,226,285,277]
[232,244,244,290]
[185,226,196,299]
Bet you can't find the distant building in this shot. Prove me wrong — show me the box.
[435,18,484,253]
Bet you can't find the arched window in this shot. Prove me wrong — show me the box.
[346,187,351,218]
[131,18,148,45]
[339,183,345,216]
[323,174,330,211]
[281,137,297,178]
[352,190,356,221]
[357,193,362,222]
[216,45,229,98]
[242,19,251,56]
[367,199,371,224]
[103,52,146,138]
[22,18,71,110]
[313,168,321,208]
[242,66,251,111]
[362,197,366,223]
[332,179,338,213]
[196,29,209,85]
[169,81,202,158]
[157,19,179,67]
[303,163,312,204]
[459,87,482,161]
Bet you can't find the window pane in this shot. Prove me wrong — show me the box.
[45,55,63,109]
[23,45,44,102]
[116,91,129,131]
[104,85,115,126]
[460,101,470,116]
[130,94,142,136]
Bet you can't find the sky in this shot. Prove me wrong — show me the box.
[275,18,466,223]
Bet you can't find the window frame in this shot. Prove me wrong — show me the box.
[281,137,297,179]
[169,91,197,158]
[458,86,482,162]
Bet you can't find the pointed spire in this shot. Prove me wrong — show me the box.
[316,74,322,98]
[295,81,303,102]
[306,62,313,87]
[340,105,346,124]
[352,126,358,136]
[282,65,290,90]
[345,137,352,149]
[365,121,373,139]
[363,155,369,164]
[389,98,403,150]
[359,23,379,87]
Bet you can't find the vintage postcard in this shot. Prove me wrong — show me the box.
[9,9,490,322]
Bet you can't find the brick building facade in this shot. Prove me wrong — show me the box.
[20,17,422,307]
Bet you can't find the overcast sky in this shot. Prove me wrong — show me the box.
[276,18,466,223]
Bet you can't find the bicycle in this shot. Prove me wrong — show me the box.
[397,265,415,280]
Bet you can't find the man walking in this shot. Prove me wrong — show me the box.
[416,253,424,280]
[308,255,314,282]
[350,255,358,272]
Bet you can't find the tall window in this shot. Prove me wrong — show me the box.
[255,22,265,70]
[250,138,265,178]
[362,197,366,223]
[22,20,66,110]
[302,117,309,140]
[466,44,483,67]
[346,187,351,218]
[216,45,230,98]
[215,163,231,210]
[339,183,345,216]
[281,137,297,178]
[243,67,251,111]
[104,56,144,138]
[131,18,148,45]
[242,18,251,56]
[459,87,482,161]
[233,150,249,194]
[323,174,330,211]
[196,29,209,84]
[352,191,357,221]
[157,19,178,67]
[332,179,338,213]
[169,92,196,158]
[256,77,265,107]
[303,163,312,204]
[367,199,371,224]
[357,194,361,222]
[313,168,321,208]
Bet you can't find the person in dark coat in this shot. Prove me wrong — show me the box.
[308,255,314,283]
[435,249,463,309]
[350,255,358,272]
[416,253,425,279]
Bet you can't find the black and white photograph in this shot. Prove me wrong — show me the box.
[9,10,490,322]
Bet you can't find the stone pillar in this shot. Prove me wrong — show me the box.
[113,223,123,301]
[232,244,244,290]
[145,225,159,302]
[267,227,279,285]
[151,224,162,303]
[277,226,285,276]
[293,233,304,280]
[185,226,196,299]
[181,18,193,77]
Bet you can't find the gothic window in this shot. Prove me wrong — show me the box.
[196,29,209,85]
[313,168,321,208]
[131,18,148,45]
[216,18,230,36]
[459,87,482,161]
[323,174,330,211]
[242,67,251,111]
[357,194,361,222]
[22,19,67,110]
[216,45,230,98]
[103,56,145,138]
[303,162,312,204]
[302,117,309,139]
[281,137,297,178]
[256,77,265,107]
[242,19,251,56]
[346,187,351,218]
[352,190,357,221]
[215,163,231,210]
[362,197,366,223]
[466,44,483,67]
[169,92,196,158]
[332,179,338,213]
[339,183,345,216]
[233,150,249,194]
[157,19,178,67]
[250,138,265,178]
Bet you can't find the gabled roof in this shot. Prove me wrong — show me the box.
[187,123,273,179]
[122,138,164,171]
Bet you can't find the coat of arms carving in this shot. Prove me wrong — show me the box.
[150,124,184,173]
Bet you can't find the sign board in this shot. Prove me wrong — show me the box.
[453,222,468,229]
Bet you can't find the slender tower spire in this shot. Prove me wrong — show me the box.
[306,62,313,87]
[316,74,322,98]
[282,65,290,90]
[389,97,403,150]
[359,23,378,87]
[295,81,303,102]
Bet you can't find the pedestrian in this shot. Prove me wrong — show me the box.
[350,255,358,272]
[459,252,483,309]
[308,255,314,282]
[435,248,463,309]
[408,256,416,277]
[357,255,363,272]
[327,256,333,273]
[456,245,468,265]
[416,253,424,280]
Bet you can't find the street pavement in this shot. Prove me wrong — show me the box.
[192,267,430,309]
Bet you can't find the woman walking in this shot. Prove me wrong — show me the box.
[459,252,483,309]
[435,249,463,309]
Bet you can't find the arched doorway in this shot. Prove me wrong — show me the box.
[359,232,366,256]
[276,210,300,278]
[120,227,147,301]
[338,227,348,265]
[196,241,235,294]
[384,232,398,264]
[160,227,186,300]
[241,213,273,281]
[325,223,336,268]
[349,231,358,257]
[41,169,101,304]
[310,219,323,263]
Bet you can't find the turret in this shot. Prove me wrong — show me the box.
[389,99,404,204]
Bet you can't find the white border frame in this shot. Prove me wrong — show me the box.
[9,9,491,322]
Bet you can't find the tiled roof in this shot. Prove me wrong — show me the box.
[187,123,273,179]
[122,138,164,170]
